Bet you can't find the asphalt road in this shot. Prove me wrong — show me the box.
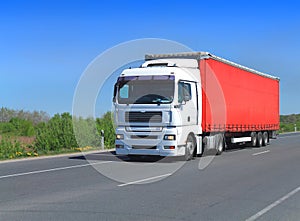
[0,133,299,221]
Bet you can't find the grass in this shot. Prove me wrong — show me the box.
[0,135,102,161]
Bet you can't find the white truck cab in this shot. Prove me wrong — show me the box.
[113,57,203,160]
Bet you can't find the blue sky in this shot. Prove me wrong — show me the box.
[1,0,299,116]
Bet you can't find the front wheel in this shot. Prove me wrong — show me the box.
[185,135,196,161]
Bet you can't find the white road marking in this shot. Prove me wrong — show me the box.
[245,186,300,221]
[118,173,172,187]
[252,150,270,156]
[0,161,112,179]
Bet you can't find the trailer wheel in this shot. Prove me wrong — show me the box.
[185,135,196,161]
[216,134,224,155]
[250,132,257,147]
[262,132,268,146]
[256,132,263,147]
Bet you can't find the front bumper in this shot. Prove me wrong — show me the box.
[115,126,185,157]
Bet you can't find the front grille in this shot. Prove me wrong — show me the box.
[132,145,157,149]
[125,111,162,123]
[131,135,158,139]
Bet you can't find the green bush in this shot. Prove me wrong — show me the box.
[35,112,115,152]
[0,122,15,134]
[0,137,24,160]
[280,122,300,133]
[35,113,78,151]
[10,118,35,136]
[280,114,300,133]
[73,117,101,147]
[0,117,35,136]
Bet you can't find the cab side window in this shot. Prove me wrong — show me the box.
[178,81,191,103]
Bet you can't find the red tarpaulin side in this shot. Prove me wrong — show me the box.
[200,58,279,132]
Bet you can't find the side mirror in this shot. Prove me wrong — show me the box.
[113,83,117,102]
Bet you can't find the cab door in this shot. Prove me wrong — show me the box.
[178,81,198,126]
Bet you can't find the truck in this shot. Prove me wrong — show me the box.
[113,52,279,160]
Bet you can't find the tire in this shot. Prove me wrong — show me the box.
[262,131,268,146]
[216,134,224,155]
[250,132,257,147]
[185,135,196,161]
[256,132,263,147]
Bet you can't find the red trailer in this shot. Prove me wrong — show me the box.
[198,53,279,153]
[200,56,279,133]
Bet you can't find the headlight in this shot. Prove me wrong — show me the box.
[164,135,176,140]
[116,134,124,140]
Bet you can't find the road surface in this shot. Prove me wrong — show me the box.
[0,133,299,221]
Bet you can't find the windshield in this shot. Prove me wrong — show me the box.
[116,75,174,104]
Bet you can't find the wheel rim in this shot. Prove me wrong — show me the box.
[187,142,194,155]
[257,133,263,147]
[186,135,195,160]
[251,132,257,147]
[218,140,223,152]
[263,132,268,146]
[253,137,257,146]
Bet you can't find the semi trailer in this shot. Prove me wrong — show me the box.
[113,52,279,160]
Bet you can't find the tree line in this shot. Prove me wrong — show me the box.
[0,108,115,159]
[280,113,300,133]
[0,107,50,124]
